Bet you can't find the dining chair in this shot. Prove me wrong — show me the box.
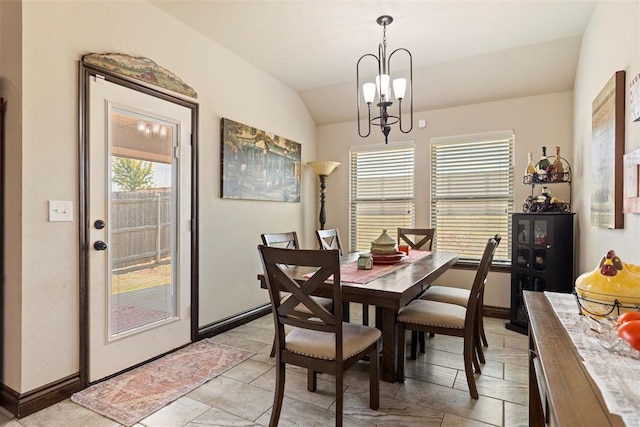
[261,232,333,357]
[258,245,380,427]
[261,231,300,249]
[395,235,500,399]
[418,234,502,361]
[315,228,371,326]
[397,227,435,250]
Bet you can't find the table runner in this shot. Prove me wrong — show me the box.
[304,250,431,284]
[544,292,640,426]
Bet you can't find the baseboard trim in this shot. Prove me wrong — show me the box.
[1,373,83,418]
[197,304,270,340]
[484,305,510,319]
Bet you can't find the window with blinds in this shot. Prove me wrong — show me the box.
[430,132,514,264]
[350,144,415,253]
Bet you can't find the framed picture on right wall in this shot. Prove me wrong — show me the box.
[591,70,625,229]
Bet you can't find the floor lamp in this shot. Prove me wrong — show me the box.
[307,161,340,230]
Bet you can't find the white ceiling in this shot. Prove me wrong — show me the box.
[150,0,597,125]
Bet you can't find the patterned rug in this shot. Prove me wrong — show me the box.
[71,340,255,426]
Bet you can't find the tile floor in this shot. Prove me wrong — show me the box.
[0,312,529,427]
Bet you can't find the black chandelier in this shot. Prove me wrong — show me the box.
[357,15,413,144]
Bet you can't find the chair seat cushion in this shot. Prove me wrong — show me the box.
[285,323,381,360]
[420,286,470,307]
[397,300,466,329]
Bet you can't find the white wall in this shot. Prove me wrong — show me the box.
[3,0,317,393]
[573,0,640,274]
[318,91,574,309]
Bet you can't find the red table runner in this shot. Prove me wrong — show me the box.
[305,250,432,284]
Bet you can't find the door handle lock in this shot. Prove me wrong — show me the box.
[94,241,108,251]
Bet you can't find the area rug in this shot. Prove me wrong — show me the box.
[71,340,255,426]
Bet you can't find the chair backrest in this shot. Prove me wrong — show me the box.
[464,235,501,327]
[261,231,300,249]
[257,245,344,358]
[315,228,343,256]
[397,228,435,250]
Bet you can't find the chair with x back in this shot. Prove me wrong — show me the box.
[258,245,380,426]
[397,227,435,250]
[419,234,502,361]
[261,231,300,250]
[315,228,371,325]
[396,235,500,398]
[261,231,333,357]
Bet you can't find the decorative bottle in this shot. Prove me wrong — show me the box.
[537,146,550,181]
[526,152,536,179]
[552,146,564,181]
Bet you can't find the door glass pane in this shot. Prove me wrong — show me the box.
[109,109,176,337]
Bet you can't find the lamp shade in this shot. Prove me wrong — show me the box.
[307,161,340,176]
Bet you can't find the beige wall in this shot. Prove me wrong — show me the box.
[3,0,317,393]
[317,91,575,309]
[572,0,640,274]
[0,0,24,395]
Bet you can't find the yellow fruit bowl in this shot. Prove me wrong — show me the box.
[574,250,640,317]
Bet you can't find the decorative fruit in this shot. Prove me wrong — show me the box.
[616,311,640,327]
[616,320,640,351]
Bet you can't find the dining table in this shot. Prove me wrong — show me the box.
[257,249,459,382]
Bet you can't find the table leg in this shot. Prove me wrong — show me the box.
[378,307,398,382]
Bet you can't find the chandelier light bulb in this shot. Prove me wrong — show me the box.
[393,78,407,100]
[363,83,376,104]
[376,74,390,101]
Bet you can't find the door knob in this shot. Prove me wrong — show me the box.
[94,219,106,229]
[94,241,108,251]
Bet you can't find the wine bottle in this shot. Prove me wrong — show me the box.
[552,146,564,181]
[537,146,550,181]
[523,153,536,184]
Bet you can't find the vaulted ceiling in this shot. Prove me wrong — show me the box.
[150,0,597,125]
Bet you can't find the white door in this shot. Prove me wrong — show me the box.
[88,77,192,381]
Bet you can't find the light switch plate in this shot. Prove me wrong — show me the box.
[49,200,73,222]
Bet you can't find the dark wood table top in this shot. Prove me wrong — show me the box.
[258,250,459,309]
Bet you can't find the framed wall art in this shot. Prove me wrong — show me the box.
[591,70,625,229]
[623,148,640,213]
[220,118,301,202]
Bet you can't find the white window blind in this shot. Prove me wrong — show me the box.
[350,144,415,252]
[430,132,513,264]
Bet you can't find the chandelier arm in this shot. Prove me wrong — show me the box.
[389,47,413,133]
[356,53,380,138]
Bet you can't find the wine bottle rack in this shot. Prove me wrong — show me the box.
[522,156,572,184]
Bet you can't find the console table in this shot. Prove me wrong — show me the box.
[524,291,625,426]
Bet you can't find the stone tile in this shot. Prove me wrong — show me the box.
[341,388,443,426]
[504,401,528,427]
[454,374,528,406]
[187,407,262,426]
[401,357,458,388]
[256,395,373,427]
[250,366,339,409]
[441,413,497,426]
[19,399,119,427]
[342,360,404,398]
[139,396,210,426]
[395,378,504,426]
[504,361,528,385]
[222,359,273,384]
[208,334,271,354]
[187,376,274,421]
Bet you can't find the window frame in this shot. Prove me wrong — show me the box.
[349,142,416,253]
[430,131,514,265]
